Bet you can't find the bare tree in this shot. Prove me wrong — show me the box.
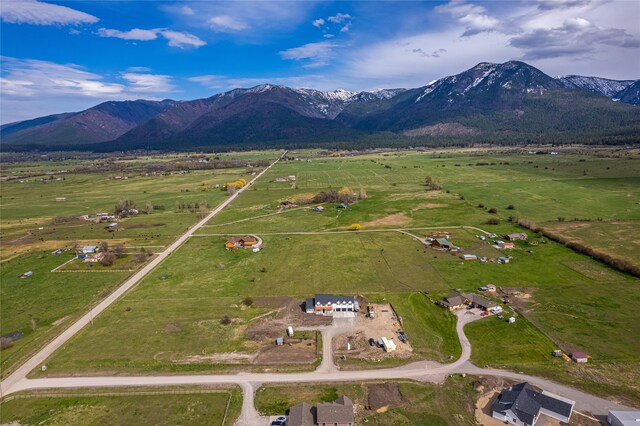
[99,241,109,252]
[113,243,126,258]
[199,202,209,219]
[100,252,116,266]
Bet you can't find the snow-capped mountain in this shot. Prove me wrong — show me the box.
[557,75,636,98]
[2,61,638,150]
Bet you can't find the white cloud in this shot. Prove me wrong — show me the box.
[436,0,503,36]
[312,18,325,28]
[279,41,337,68]
[160,30,206,48]
[0,57,124,98]
[121,73,175,93]
[180,6,195,16]
[0,57,177,123]
[209,15,248,32]
[327,13,351,24]
[97,27,159,41]
[0,0,98,25]
[97,27,205,48]
[187,75,227,89]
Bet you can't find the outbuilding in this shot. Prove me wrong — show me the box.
[572,352,588,363]
[461,254,478,261]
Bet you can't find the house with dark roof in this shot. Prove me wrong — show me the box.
[288,395,354,426]
[438,293,469,310]
[438,293,498,311]
[505,233,528,241]
[492,382,575,426]
[431,237,453,249]
[305,294,358,316]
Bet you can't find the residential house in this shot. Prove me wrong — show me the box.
[431,238,453,249]
[492,382,575,426]
[438,293,497,311]
[289,395,355,426]
[82,246,99,254]
[438,293,469,310]
[608,410,640,426]
[225,236,258,250]
[505,233,528,241]
[305,294,358,316]
[498,241,515,249]
[465,293,498,311]
[572,352,588,363]
[83,253,104,263]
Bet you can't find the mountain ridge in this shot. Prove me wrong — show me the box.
[2,61,638,150]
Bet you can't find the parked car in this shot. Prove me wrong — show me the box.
[369,338,376,346]
[481,311,490,317]
[422,290,430,295]
[271,422,285,426]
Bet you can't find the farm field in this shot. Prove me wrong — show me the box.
[0,388,241,425]
[3,147,640,406]
[0,153,273,377]
[254,376,482,425]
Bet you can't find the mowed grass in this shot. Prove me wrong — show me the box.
[255,376,479,425]
[0,389,241,426]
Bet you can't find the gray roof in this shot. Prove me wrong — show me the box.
[315,294,355,305]
[609,411,640,425]
[316,395,354,424]
[443,293,468,307]
[462,293,498,309]
[305,298,314,311]
[492,382,574,425]
[435,237,452,246]
[288,402,315,426]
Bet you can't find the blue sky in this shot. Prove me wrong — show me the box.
[1,0,639,123]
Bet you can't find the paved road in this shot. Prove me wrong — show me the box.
[0,152,285,397]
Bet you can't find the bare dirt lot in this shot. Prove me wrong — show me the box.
[243,297,328,365]
[366,382,407,412]
[253,336,318,364]
[333,303,412,361]
[246,297,331,341]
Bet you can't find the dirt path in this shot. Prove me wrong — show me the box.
[0,152,286,397]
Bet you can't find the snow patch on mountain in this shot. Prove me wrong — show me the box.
[558,75,636,97]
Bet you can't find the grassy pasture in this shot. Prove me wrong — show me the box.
[255,376,479,425]
[0,389,241,425]
[4,148,640,405]
[0,251,128,376]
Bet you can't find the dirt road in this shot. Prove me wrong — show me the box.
[3,310,633,420]
[0,152,286,397]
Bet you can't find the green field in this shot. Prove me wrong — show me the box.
[0,389,241,425]
[3,148,640,406]
[0,155,260,376]
[254,376,479,425]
